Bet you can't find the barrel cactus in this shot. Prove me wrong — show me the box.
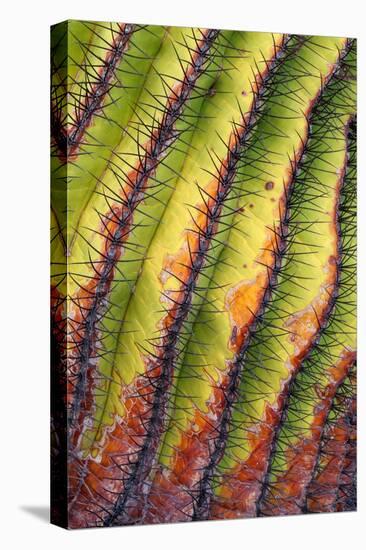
[50,21,357,529]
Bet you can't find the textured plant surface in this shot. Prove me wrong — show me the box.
[50,21,357,529]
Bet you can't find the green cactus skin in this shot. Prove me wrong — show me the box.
[305,124,357,515]
[210,43,357,521]
[257,105,356,515]
[50,22,357,529]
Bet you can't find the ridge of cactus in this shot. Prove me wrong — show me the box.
[335,384,357,512]
[207,39,355,521]
[305,366,356,513]
[141,36,350,525]
[51,22,171,247]
[100,32,292,527]
[195,42,356,521]
[257,101,356,516]
[51,23,136,159]
[304,121,357,515]
[262,109,356,514]
[66,30,290,528]
[67,27,221,445]
[65,28,236,527]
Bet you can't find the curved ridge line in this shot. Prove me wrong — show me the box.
[302,368,356,513]
[103,33,290,527]
[303,123,356,513]
[194,38,353,522]
[67,29,222,511]
[51,23,136,160]
[255,55,355,514]
[67,29,222,516]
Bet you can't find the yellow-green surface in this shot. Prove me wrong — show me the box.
[78,31,287,454]
[157,35,348,467]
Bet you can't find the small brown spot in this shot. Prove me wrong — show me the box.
[241,90,247,96]
[271,197,276,202]
[265,181,275,190]
[243,263,247,269]
[239,206,245,213]
[249,203,254,208]
[329,255,337,265]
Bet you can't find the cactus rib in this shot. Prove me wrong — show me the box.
[257,99,356,515]
[143,36,348,525]
[305,367,356,513]
[209,39,355,521]
[102,31,287,527]
[68,28,221,445]
[51,23,136,159]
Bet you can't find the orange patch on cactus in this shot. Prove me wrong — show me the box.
[144,368,233,521]
[285,256,338,363]
[225,230,276,352]
[211,402,278,518]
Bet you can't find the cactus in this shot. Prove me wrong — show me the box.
[50,21,357,529]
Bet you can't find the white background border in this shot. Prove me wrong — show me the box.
[0,1,364,548]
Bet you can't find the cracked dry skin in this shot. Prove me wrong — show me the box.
[50,23,357,528]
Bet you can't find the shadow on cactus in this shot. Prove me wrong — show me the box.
[50,21,357,529]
